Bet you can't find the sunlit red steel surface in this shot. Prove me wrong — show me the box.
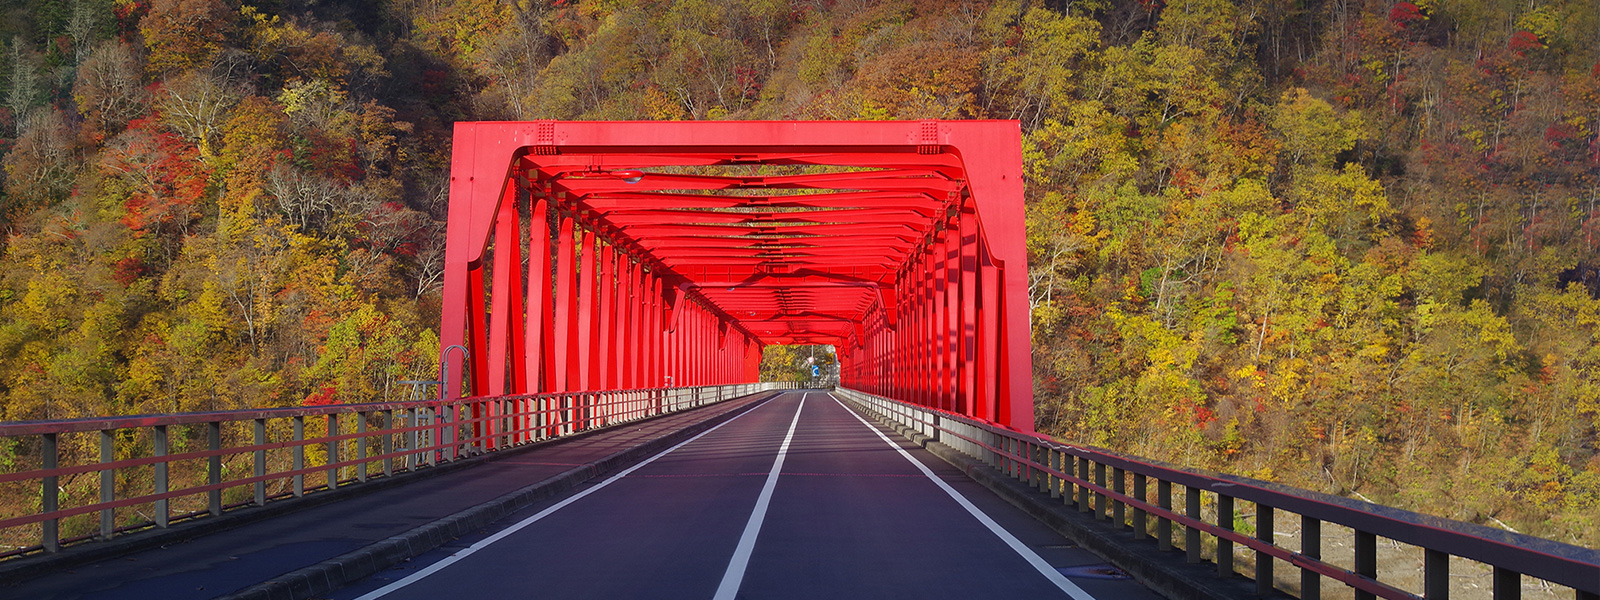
[441,120,1035,430]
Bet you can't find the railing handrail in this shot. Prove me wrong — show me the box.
[0,384,739,436]
[0,382,798,561]
[836,386,1600,597]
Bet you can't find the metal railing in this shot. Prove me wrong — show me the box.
[836,387,1600,600]
[0,382,794,560]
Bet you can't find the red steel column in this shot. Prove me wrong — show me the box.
[897,276,908,399]
[943,217,962,415]
[958,124,1034,431]
[960,208,979,417]
[598,244,616,391]
[553,216,577,393]
[554,215,579,435]
[484,190,521,446]
[487,192,518,397]
[537,204,557,395]
[933,229,949,411]
[921,244,935,408]
[621,260,637,389]
[978,246,1000,423]
[691,309,702,386]
[701,311,711,385]
[631,264,644,387]
[524,195,549,442]
[577,230,597,392]
[901,280,909,400]
[904,262,916,402]
[649,275,662,387]
[695,308,704,386]
[668,295,680,387]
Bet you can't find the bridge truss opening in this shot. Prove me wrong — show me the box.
[442,121,1034,430]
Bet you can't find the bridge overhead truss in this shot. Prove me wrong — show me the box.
[442,120,1034,430]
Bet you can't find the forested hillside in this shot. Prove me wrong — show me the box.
[0,0,1595,545]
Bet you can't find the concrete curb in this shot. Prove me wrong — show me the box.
[217,392,779,600]
[838,397,1267,600]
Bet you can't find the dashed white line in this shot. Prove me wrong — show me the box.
[829,393,1099,600]
[351,396,782,600]
[711,393,808,600]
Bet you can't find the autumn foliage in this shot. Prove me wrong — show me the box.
[0,0,1596,548]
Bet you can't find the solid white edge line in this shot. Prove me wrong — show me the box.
[828,393,1099,600]
[710,393,808,600]
[352,393,786,600]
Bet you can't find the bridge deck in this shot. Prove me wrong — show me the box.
[1,394,771,600]
[332,391,1158,600]
[6,391,1160,600]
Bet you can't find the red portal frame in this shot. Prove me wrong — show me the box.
[441,120,1035,431]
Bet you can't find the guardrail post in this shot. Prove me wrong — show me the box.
[1217,493,1234,577]
[1492,568,1520,600]
[502,397,513,445]
[1048,448,1061,500]
[1423,548,1448,600]
[443,403,457,461]
[154,425,169,528]
[100,429,115,540]
[1030,443,1043,490]
[1016,441,1027,484]
[1302,516,1321,600]
[999,436,1011,478]
[292,416,306,497]
[1016,439,1027,481]
[253,418,266,506]
[1186,485,1202,563]
[207,421,222,516]
[382,410,394,477]
[1112,467,1125,529]
[1157,479,1172,551]
[356,411,368,483]
[531,397,541,440]
[1058,453,1072,506]
[420,407,435,466]
[411,407,422,465]
[42,432,59,552]
[1093,462,1107,521]
[1076,456,1090,513]
[1133,473,1147,540]
[1256,504,1273,595]
[326,413,340,490]
[1011,438,1024,480]
[1355,530,1377,600]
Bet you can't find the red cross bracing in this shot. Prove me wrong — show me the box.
[441,120,1034,430]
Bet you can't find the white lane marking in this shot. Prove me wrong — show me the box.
[829,394,1099,600]
[353,395,786,600]
[711,394,808,600]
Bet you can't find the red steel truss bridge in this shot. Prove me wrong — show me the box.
[438,120,1034,430]
[0,121,1594,600]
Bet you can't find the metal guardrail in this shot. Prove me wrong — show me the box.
[836,387,1600,600]
[0,382,795,560]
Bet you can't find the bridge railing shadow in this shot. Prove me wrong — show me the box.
[0,382,797,562]
[836,387,1600,600]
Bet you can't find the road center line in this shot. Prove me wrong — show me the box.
[351,395,782,600]
[711,393,808,600]
[829,393,1099,600]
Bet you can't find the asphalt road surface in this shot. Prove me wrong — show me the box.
[330,391,1164,600]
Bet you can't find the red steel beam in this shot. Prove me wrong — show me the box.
[441,120,1034,430]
